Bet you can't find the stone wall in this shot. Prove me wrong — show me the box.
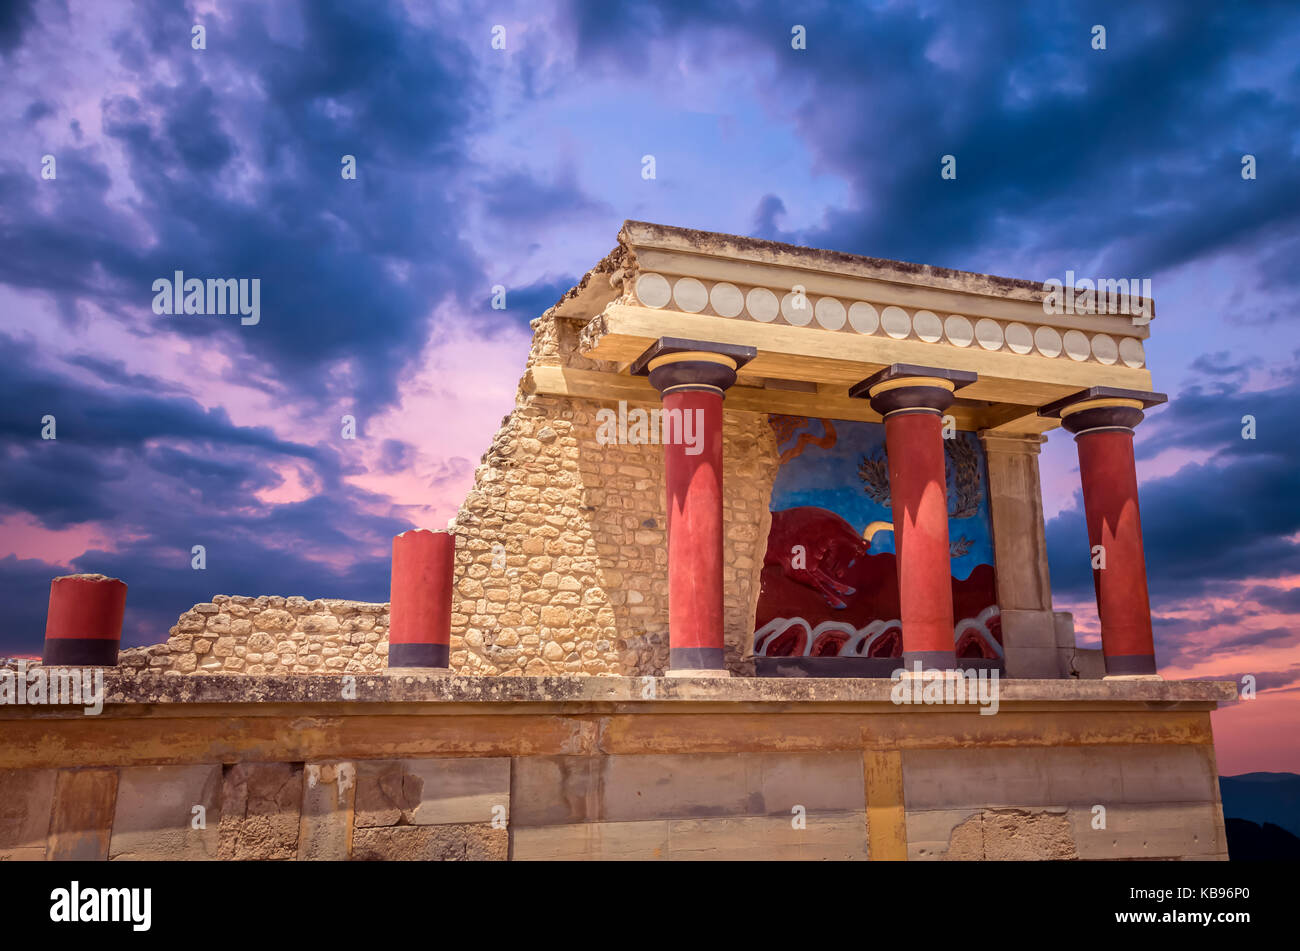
[118,596,388,675]
[445,311,780,677]
[0,674,1234,861]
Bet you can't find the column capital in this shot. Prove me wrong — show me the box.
[631,337,756,397]
[978,431,1047,455]
[1038,386,1167,437]
[848,363,977,417]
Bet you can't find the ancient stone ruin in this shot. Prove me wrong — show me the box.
[6,223,1235,862]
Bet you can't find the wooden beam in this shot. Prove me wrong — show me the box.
[526,365,1000,431]
[977,404,1062,436]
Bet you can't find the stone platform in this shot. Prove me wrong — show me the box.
[0,675,1236,861]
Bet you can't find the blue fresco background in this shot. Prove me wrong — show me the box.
[770,418,996,582]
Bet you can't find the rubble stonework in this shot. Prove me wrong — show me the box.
[445,320,778,677]
[117,596,388,675]
[448,303,779,677]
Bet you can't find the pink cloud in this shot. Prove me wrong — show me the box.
[0,513,109,565]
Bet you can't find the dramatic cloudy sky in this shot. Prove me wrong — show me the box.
[2,0,1297,772]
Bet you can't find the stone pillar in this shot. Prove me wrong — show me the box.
[979,432,1061,678]
[388,529,455,672]
[1040,387,1168,678]
[632,337,756,677]
[42,573,127,666]
[851,364,977,669]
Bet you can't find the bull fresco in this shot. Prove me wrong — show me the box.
[754,416,1002,662]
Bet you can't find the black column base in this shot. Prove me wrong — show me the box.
[900,650,959,671]
[1103,653,1158,676]
[41,637,120,666]
[668,646,726,670]
[387,642,449,668]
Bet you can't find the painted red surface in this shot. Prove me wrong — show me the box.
[1077,429,1156,663]
[756,507,999,658]
[44,575,127,641]
[389,529,454,647]
[762,501,866,609]
[664,389,725,654]
[884,411,956,657]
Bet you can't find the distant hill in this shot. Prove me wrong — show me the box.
[1223,819,1300,860]
[1220,772,1300,839]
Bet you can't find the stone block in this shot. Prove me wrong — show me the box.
[354,759,421,828]
[1001,609,1058,650]
[979,808,1077,860]
[0,769,56,858]
[757,752,865,816]
[1069,801,1221,859]
[1070,648,1106,679]
[298,762,356,860]
[910,806,1082,860]
[904,747,1125,810]
[667,813,867,860]
[511,820,670,861]
[510,756,597,826]
[217,762,302,860]
[905,807,980,860]
[0,848,46,861]
[1116,745,1216,803]
[511,752,866,828]
[351,823,506,860]
[406,758,509,826]
[1004,645,1063,679]
[1053,611,1076,648]
[904,748,1048,810]
[48,768,118,861]
[109,764,221,860]
[597,753,756,821]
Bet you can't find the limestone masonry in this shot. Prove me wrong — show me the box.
[119,596,388,675]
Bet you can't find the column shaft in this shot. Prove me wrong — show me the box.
[632,337,755,677]
[851,365,977,671]
[1041,387,1167,678]
[663,389,726,670]
[884,411,957,668]
[388,529,455,670]
[42,574,127,666]
[1076,428,1156,674]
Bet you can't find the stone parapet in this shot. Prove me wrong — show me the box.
[117,595,388,675]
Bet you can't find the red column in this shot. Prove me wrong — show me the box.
[42,573,127,666]
[1049,391,1165,676]
[884,410,957,668]
[1077,430,1154,673]
[851,365,977,670]
[663,388,726,672]
[634,337,755,676]
[388,529,455,670]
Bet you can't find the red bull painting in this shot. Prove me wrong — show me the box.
[754,415,1002,667]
